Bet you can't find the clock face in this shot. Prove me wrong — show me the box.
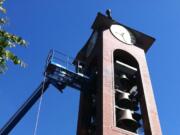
[110,24,136,45]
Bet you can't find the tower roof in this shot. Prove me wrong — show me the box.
[92,13,155,52]
[74,12,155,64]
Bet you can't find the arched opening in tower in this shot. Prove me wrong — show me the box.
[113,50,143,134]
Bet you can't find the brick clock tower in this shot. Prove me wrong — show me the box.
[75,12,162,135]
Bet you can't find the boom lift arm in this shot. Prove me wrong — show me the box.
[0,80,50,135]
[0,50,90,135]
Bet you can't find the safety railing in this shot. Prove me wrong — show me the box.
[45,49,85,75]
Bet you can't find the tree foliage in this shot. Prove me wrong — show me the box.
[0,0,27,73]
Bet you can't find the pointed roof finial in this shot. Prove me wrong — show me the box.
[106,9,112,19]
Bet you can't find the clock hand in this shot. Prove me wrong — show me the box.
[121,33,127,42]
[114,32,127,42]
[115,32,125,37]
[116,32,126,41]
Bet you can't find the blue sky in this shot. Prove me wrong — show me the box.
[0,0,180,135]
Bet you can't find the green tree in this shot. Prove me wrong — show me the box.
[0,0,27,73]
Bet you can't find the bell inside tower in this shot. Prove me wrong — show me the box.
[114,50,143,133]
